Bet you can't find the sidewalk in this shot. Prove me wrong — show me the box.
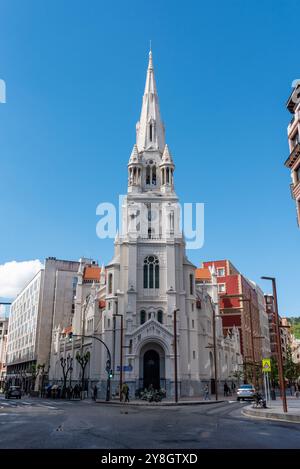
[95,395,230,406]
[242,397,300,423]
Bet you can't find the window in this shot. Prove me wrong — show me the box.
[218,283,226,293]
[291,132,300,149]
[193,351,196,359]
[146,166,151,185]
[149,123,153,141]
[189,274,194,295]
[192,319,195,328]
[143,255,159,289]
[140,310,146,325]
[157,310,163,324]
[296,165,300,182]
[152,166,156,185]
[217,267,225,277]
[108,273,113,294]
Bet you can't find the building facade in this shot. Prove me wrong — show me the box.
[0,317,8,389]
[285,81,300,226]
[250,281,271,359]
[49,52,242,399]
[202,260,262,364]
[6,257,79,391]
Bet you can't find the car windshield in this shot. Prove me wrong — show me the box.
[239,385,253,389]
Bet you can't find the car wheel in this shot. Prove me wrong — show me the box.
[237,397,240,401]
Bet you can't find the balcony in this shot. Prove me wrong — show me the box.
[285,143,300,168]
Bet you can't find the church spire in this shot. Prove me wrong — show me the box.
[136,50,165,153]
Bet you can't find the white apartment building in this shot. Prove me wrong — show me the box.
[6,257,79,392]
[0,317,8,388]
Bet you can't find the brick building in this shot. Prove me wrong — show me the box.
[202,260,262,363]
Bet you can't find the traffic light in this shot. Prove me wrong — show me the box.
[109,370,113,379]
[68,332,73,342]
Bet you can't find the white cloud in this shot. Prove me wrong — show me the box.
[0,260,43,298]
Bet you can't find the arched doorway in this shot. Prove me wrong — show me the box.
[143,350,160,389]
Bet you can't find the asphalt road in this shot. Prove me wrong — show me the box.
[0,396,300,449]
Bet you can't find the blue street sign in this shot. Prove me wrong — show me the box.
[116,365,133,372]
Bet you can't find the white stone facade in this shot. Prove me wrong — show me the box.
[50,52,242,399]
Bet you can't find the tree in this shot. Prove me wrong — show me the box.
[60,355,73,398]
[284,346,299,388]
[75,351,90,399]
[270,356,278,388]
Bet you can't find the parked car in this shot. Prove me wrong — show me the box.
[236,384,256,401]
[5,386,22,399]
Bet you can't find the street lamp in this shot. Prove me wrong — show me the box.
[114,299,124,402]
[68,333,112,402]
[206,297,221,401]
[173,308,180,403]
[261,276,287,413]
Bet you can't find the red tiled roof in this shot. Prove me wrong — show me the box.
[195,268,211,281]
[83,266,101,281]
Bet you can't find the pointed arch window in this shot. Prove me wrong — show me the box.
[166,167,170,184]
[149,123,153,142]
[108,273,113,295]
[189,274,194,295]
[140,310,146,325]
[146,166,151,185]
[152,166,156,185]
[143,255,159,289]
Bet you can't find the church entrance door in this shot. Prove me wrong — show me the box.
[143,349,160,389]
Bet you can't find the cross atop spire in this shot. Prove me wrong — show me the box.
[136,50,165,153]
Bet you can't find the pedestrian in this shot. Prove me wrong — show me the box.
[204,384,210,400]
[93,385,98,401]
[231,381,236,393]
[224,381,229,397]
[121,382,130,402]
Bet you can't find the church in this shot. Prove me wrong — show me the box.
[49,51,242,399]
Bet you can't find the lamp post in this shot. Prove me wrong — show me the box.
[68,333,112,401]
[206,297,220,401]
[173,309,180,403]
[261,276,287,413]
[114,300,124,402]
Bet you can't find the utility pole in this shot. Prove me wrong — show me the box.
[261,276,287,413]
[114,300,123,402]
[173,309,179,403]
[207,298,218,400]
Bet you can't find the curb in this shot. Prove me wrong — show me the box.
[242,406,300,424]
[95,399,225,407]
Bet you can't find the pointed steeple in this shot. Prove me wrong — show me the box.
[128,144,140,163]
[161,144,174,164]
[136,50,165,153]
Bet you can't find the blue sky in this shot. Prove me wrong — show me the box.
[0,0,299,315]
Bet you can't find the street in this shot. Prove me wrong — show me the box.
[0,396,300,449]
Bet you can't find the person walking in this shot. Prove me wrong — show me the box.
[121,382,130,403]
[224,381,229,397]
[93,385,98,401]
[204,384,210,400]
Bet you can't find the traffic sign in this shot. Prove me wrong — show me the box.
[262,358,271,373]
[117,365,133,372]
